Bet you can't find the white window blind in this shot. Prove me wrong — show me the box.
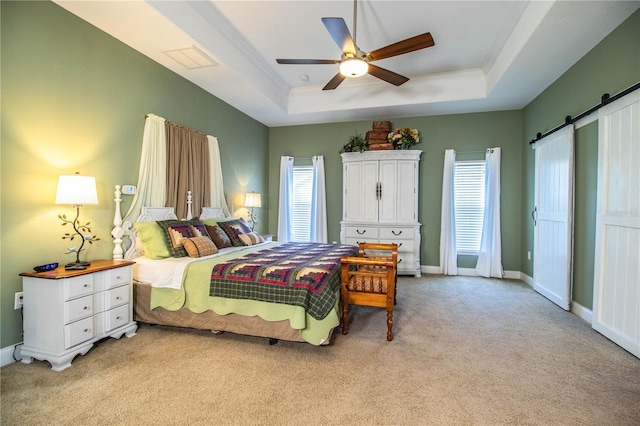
[291,165,313,242]
[454,160,485,254]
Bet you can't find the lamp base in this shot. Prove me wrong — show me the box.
[65,261,91,271]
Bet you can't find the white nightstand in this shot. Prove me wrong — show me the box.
[19,260,138,371]
[261,234,274,242]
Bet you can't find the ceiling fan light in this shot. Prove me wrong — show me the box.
[339,58,368,77]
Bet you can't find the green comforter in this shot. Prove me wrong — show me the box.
[149,242,355,345]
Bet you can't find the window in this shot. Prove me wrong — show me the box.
[291,165,313,242]
[454,160,485,254]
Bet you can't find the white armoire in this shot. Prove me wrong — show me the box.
[340,150,422,276]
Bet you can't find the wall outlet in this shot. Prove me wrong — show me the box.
[528,251,532,260]
[14,292,23,310]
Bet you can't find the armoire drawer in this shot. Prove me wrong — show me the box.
[380,239,415,253]
[379,227,415,240]
[345,226,379,239]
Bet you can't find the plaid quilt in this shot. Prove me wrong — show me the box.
[209,242,357,320]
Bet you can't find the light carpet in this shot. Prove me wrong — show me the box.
[2,275,639,425]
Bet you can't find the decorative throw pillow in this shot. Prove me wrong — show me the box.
[238,232,265,246]
[133,221,171,259]
[157,220,195,257]
[205,225,232,249]
[218,219,252,247]
[182,236,218,258]
[185,219,210,238]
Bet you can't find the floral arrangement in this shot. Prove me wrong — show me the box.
[388,128,420,150]
[339,132,367,153]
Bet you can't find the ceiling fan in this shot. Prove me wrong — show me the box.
[276,0,435,90]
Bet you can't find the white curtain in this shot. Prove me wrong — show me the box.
[476,147,504,278]
[123,114,167,223]
[440,149,458,275]
[310,155,328,243]
[277,156,294,242]
[207,135,230,217]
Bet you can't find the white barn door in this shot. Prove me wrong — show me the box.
[593,92,640,358]
[533,125,575,310]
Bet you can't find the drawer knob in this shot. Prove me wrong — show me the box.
[392,230,402,236]
[116,316,123,321]
[116,276,123,280]
[115,296,122,301]
[398,242,403,247]
[84,328,91,333]
[83,306,90,311]
[356,229,366,235]
[83,284,90,288]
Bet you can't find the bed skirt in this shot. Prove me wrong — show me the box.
[133,281,333,345]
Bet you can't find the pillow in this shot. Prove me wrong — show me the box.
[157,220,195,258]
[182,236,218,258]
[218,219,252,247]
[133,222,171,259]
[185,219,210,238]
[238,231,264,246]
[205,225,232,249]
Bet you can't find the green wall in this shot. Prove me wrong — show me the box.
[2,1,638,352]
[269,111,523,271]
[1,1,269,348]
[521,9,640,309]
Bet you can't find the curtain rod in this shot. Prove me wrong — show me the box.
[145,113,208,137]
[529,81,640,145]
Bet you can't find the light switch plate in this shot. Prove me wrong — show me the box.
[122,185,136,195]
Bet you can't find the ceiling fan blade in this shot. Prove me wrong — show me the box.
[368,32,435,61]
[276,59,340,65]
[367,64,409,86]
[322,73,347,91]
[321,17,356,54]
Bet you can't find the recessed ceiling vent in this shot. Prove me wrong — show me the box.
[164,46,218,70]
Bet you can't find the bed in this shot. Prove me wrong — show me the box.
[112,188,357,345]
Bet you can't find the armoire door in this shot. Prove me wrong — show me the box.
[343,160,379,222]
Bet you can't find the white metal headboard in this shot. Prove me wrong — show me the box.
[112,186,225,260]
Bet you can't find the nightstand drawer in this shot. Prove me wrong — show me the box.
[65,317,94,349]
[97,305,130,333]
[95,285,130,312]
[65,295,94,324]
[64,276,94,301]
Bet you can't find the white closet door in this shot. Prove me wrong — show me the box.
[378,160,398,223]
[533,125,575,310]
[593,92,640,358]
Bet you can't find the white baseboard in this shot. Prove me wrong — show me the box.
[571,301,593,323]
[1,343,22,367]
[520,272,534,287]
[421,265,523,281]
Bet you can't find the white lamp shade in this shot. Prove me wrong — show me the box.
[244,192,262,208]
[55,174,99,205]
[339,58,368,77]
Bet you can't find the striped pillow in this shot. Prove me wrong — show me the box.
[183,236,218,258]
[238,231,265,246]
